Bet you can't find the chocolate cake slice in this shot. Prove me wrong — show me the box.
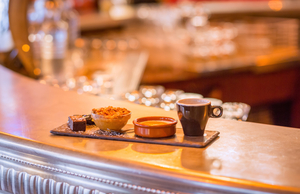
[68,116,86,132]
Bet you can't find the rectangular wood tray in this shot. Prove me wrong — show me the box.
[50,124,219,148]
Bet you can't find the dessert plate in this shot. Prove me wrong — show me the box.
[50,124,219,148]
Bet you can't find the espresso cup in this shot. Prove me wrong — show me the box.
[176,98,223,136]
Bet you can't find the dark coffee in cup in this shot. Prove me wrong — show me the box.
[176,98,223,136]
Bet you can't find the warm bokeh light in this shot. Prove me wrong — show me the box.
[45,1,54,9]
[268,0,282,11]
[106,40,116,50]
[109,5,135,20]
[33,68,41,76]
[74,38,85,48]
[22,44,30,52]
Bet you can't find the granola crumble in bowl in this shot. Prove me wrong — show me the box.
[91,106,131,132]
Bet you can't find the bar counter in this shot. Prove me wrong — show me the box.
[1,65,300,194]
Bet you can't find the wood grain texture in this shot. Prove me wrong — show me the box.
[1,66,300,194]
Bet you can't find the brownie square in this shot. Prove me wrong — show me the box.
[68,116,86,132]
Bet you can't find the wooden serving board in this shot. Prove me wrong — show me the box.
[50,124,219,148]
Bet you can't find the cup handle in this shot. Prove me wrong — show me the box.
[210,106,223,118]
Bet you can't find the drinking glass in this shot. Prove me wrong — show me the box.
[93,71,115,98]
[221,102,251,121]
[160,89,184,111]
[139,85,165,107]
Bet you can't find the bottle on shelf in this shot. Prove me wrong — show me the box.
[39,0,70,84]
[57,0,79,48]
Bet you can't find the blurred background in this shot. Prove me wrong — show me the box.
[1,0,300,127]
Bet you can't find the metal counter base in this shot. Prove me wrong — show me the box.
[0,135,280,194]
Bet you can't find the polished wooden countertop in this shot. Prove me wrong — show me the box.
[1,65,300,193]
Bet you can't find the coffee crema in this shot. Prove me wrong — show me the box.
[177,98,210,106]
[139,120,173,126]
